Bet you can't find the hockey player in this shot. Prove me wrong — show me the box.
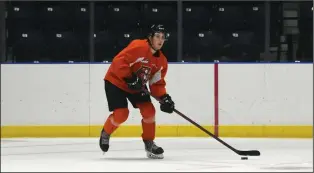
[99,24,175,159]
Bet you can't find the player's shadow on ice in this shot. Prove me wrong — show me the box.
[99,157,162,161]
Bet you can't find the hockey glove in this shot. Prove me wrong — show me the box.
[159,94,175,114]
[124,73,143,91]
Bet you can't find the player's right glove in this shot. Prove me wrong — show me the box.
[124,73,143,91]
[159,94,175,114]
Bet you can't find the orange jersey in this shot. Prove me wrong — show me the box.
[104,39,168,98]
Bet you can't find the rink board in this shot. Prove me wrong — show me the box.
[1,63,313,138]
[1,125,312,138]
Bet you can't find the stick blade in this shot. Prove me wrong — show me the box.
[237,150,260,156]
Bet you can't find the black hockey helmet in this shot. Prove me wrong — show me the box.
[148,24,169,40]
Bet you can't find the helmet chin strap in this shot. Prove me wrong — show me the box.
[151,45,159,52]
[148,37,159,51]
[147,33,162,57]
[147,38,160,57]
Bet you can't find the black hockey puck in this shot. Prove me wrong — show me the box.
[241,157,248,160]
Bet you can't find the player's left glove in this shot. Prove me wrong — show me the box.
[159,94,175,114]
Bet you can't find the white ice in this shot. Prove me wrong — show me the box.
[1,137,313,172]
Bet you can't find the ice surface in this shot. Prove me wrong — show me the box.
[1,137,313,172]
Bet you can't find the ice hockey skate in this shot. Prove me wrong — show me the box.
[143,140,164,159]
[99,129,110,154]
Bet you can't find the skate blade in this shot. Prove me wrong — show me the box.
[146,152,164,159]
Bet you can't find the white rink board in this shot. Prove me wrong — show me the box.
[219,64,313,125]
[1,63,312,126]
[1,64,90,125]
[1,64,215,126]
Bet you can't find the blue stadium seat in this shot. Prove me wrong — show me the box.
[44,31,85,62]
[38,2,74,32]
[183,2,211,31]
[12,30,46,62]
[183,30,223,62]
[94,30,118,62]
[140,2,177,30]
[104,2,141,31]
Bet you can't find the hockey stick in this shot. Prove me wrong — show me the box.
[143,89,260,157]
